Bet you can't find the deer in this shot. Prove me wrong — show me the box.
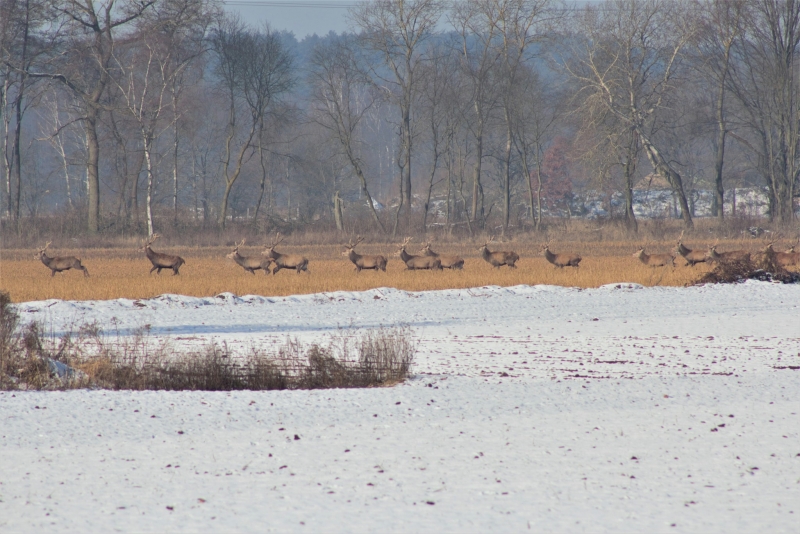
[342,236,387,273]
[478,237,519,268]
[633,247,675,268]
[675,230,708,267]
[34,242,89,277]
[396,237,442,270]
[421,241,464,270]
[227,239,272,275]
[141,233,185,275]
[541,241,581,269]
[762,239,800,269]
[262,233,309,274]
[706,240,750,263]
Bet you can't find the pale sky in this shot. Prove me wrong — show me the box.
[224,1,354,38]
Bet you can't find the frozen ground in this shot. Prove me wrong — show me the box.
[2,281,799,532]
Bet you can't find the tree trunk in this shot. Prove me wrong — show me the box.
[472,130,484,226]
[623,133,638,233]
[641,138,693,228]
[85,110,101,234]
[333,190,344,231]
[502,111,512,232]
[144,135,155,237]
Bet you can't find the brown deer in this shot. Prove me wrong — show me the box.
[35,242,89,277]
[141,234,185,275]
[342,236,387,273]
[478,237,519,268]
[706,240,750,263]
[762,239,800,269]
[421,242,464,270]
[396,237,442,270]
[541,241,581,268]
[633,247,675,267]
[675,230,707,267]
[262,233,309,274]
[227,239,272,275]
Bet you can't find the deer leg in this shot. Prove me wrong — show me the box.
[51,269,56,277]
[82,267,90,277]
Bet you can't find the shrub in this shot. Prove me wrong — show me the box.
[0,318,415,391]
[694,251,800,285]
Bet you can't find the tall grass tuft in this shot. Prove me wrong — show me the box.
[0,316,415,391]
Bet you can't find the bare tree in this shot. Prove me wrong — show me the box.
[309,36,385,233]
[212,17,294,229]
[1,0,53,224]
[112,0,214,235]
[349,0,444,233]
[490,0,554,232]
[693,0,747,219]
[32,0,157,233]
[563,0,697,228]
[726,0,800,222]
[450,0,505,227]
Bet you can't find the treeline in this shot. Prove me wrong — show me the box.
[2,0,799,239]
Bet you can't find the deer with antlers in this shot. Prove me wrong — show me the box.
[141,234,185,275]
[342,236,387,273]
[227,239,272,275]
[396,237,442,270]
[421,241,464,270]
[541,241,581,269]
[675,230,708,267]
[706,240,750,263]
[35,242,89,277]
[762,238,800,269]
[478,237,519,268]
[633,247,675,268]
[262,233,309,274]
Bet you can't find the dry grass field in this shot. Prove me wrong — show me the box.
[1,236,774,303]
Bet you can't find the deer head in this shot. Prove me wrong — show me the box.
[477,236,495,252]
[34,241,52,259]
[395,237,413,256]
[263,233,285,254]
[141,233,161,250]
[342,236,364,256]
[227,239,246,258]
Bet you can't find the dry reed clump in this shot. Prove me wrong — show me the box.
[693,251,800,285]
[0,307,416,391]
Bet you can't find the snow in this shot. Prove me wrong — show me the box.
[2,281,800,532]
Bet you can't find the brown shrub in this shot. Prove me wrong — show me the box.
[1,318,415,391]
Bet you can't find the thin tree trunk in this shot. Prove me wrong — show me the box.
[85,109,101,233]
[472,130,484,226]
[252,140,268,226]
[144,135,155,236]
[502,110,512,232]
[623,132,638,232]
[1,72,10,218]
[641,137,694,228]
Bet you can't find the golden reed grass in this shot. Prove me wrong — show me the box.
[0,238,765,303]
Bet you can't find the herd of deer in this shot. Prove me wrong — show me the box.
[632,231,800,269]
[32,232,800,278]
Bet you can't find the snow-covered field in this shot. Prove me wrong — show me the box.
[2,282,799,532]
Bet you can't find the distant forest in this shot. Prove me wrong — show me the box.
[2,0,799,238]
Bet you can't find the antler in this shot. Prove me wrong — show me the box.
[266,232,284,249]
[143,234,161,247]
[400,237,412,247]
[677,230,685,242]
[234,239,245,250]
[38,241,52,253]
[345,236,363,249]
